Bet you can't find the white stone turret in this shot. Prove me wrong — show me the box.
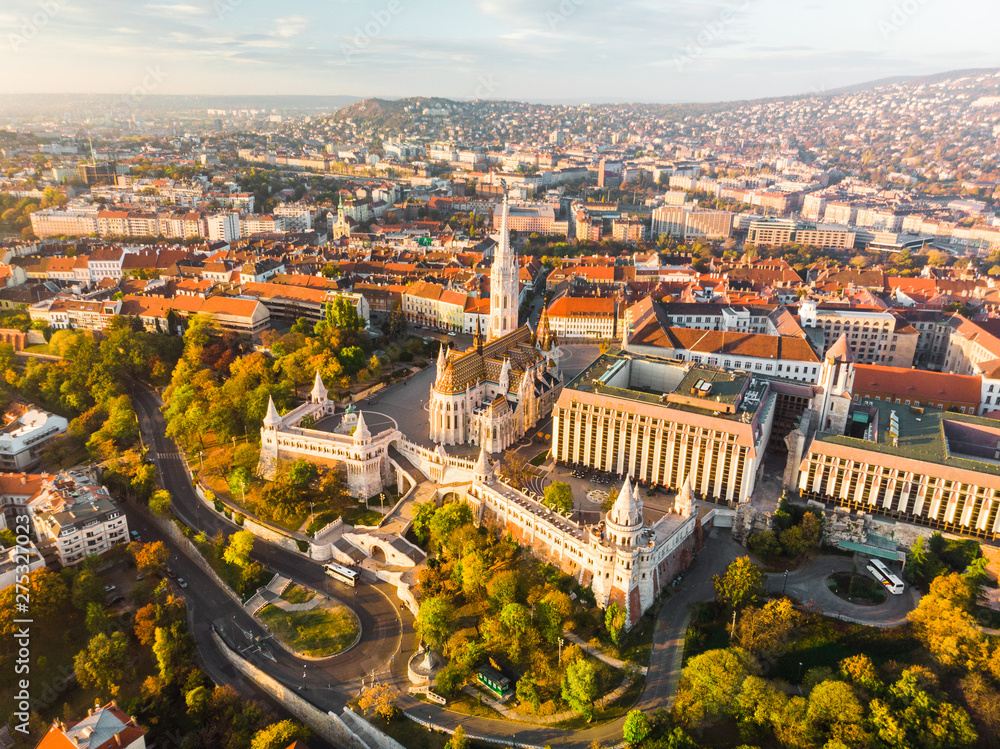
[605,475,644,547]
[498,358,511,393]
[310,370,328,404]
[263,396,282,429]
[353,411,371,444]
[675,474,694,518]
[474,446,492,484]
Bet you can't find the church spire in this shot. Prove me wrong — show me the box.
[487,180,518,342]
[263,395,281,429]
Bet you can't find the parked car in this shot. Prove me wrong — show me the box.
[165,567,177,579]
[134,574,144,581]
[103,584,116,592]
[177,578,188,589]
[108,595,124,605]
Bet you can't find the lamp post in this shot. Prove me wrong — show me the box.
[558,636,564,663]
[783,570,788,594]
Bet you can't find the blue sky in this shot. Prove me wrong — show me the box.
[2,0,998,102]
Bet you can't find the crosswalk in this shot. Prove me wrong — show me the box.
[151,451,184,462]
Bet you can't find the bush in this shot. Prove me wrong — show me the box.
[296,540,309,553]
[748,530,782,562]
[235,514,245,526]
[399,351,414,362]
[213,499,224,512]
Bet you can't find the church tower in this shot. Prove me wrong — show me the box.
[488,183,519,341]
[815,333,855,435]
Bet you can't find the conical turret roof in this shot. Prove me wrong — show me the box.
[354,411,371,442]
[311,370,327,401]
[263,395,282,428]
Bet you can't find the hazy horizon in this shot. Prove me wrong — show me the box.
[2,0,998,103]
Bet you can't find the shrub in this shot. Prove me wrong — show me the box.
[235,514,245,526]
[296,540,309,553]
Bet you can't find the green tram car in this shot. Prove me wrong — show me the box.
[477,665,513,699]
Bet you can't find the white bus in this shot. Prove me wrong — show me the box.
[866,558,904,595]
[324,564,358,587]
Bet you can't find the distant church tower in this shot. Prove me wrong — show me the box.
[488,181,519,341]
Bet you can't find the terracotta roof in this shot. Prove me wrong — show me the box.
[0,472,50,498]
[547,296,616,318]
[853,364,981,406]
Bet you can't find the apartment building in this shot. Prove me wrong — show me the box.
[798,299,918,368]
[29,471,129,566]
[545,296,617,341]
[0,403,68,471]
[651,206,732,241]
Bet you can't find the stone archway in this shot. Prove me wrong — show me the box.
[370,545,387,564]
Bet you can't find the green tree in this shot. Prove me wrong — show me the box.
[623,709,651,746]
[605,602,627,649]
[72,570,104,611]
[734,598,796,660]
[561,658,597,720]
[748,530,782,561]
[516,673,541,713]
[149,489,172,516]
[675,648,756,725]
[411,501,436,545]
[807,679,864,728]
[250,720,311,749]
[543,481,574,514]
[714,557,764,610]
[85,602,110,635]
[429,501,473,552]
[74,631,129,697]
[445,724,469,749]
[185,685,211,719]
[223,530,255,570]
[417,596,453,651]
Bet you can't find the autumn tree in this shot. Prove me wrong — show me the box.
[74,631,129,697]
[605,602,627,650]
[250,720,311,749]
[734,598,797,660]
[674,648,757,726]
[358,683,398,722]
[417,596,453,651]
[149,489,172,516]
[223,530,255,570]
[714,557,764,610]
[907,573,984,670]
[131,540,170,576]
[445,725,469,749]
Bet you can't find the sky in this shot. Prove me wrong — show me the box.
[2,0,999,103]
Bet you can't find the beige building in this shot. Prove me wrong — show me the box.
[798,299,918,368]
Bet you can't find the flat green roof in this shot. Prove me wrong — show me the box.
[816,398,1000,477]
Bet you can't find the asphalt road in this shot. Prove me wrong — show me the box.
[130,385,416,711]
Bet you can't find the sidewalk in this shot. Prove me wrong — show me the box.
[561,631,647,676]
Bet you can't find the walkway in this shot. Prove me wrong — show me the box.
[561,631,647,676]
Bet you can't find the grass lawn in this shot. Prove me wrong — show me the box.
[343,505,385,527]
[529,450,550,467]
[826,571,888,605]
[257,603,359,657]
[373,713,451,749]
[280,584,316,605]
[24,342,50,354]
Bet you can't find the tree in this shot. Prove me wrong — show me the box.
[153,624,188,685]
[131,540,170,576]
[250,720,311,749]
[907,573,984,670]
[286,458,319,489]
[674,648,756,725]
[186,685,211,719]
[605,602,627,649]
[734,598,796,660]
[429,501,473,552]
[562,658,597,720]
[85,602,110,635]
[487,570,522,609]
[417,596,453,651]
[500,452,531,487]
[517,673,541,713]
[543,481,574,514]
[748,530,782,561]
[445,724,469,749]
[411,501,436,545]
[779,512,821,559]
[839,654,883,695]
[149,489,172,516]
[807,679,864,728]
[223,530,255,570]
[623,709,651,746]
[714,557,764,610]
[358,683,398,722]
[72,570,104,611]
[74,631,129,697]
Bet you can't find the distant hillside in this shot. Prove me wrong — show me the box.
[331,96,471,129]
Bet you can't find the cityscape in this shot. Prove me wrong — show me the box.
[2,3,1000,749]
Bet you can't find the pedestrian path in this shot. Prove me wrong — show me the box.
[561,631,648,675]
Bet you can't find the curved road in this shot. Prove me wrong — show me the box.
[129,380,758,747]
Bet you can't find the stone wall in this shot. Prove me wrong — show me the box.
[732,502,773,545]
[212,631,403,749]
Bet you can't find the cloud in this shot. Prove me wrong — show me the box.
[273,15,310,38]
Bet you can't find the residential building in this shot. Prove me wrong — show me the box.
[545,296,617,341]
[29,471,129,566]
[0,403,68,471]
[851,363,982,414]
[36,701,147,749]
[798,299,918,367]
[651,206,732,241]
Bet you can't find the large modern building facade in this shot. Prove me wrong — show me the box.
[551,353,784,504]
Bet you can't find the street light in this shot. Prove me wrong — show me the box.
[558,636,564,663]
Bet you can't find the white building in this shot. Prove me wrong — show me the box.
[0,404,68,471]
[29,471,129,567]
[206,212,241,243]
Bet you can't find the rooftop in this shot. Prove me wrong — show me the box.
[816,398,1000,478]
